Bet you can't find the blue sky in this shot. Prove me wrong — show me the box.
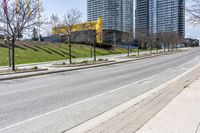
[43,0,200,40]
[43,0,87,20]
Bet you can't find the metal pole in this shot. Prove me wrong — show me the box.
[38,16,41,41]
[28,21,30,41]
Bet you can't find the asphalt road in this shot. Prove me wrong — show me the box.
[0,48,200,133]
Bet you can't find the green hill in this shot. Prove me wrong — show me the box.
[0,40,127,66]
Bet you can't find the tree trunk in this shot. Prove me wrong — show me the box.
[168,43,170,52]
[94,43,96,62]
[8,42,11,67]
[69,43,72,64]
[164,43,166,52]
[157,43,159,54]
[150,44,152,55]
[138,45,140,56]
[90,45,93,58]
[11,40,15,71]
[127,43,130,57]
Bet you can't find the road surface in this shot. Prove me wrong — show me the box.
[0,48,200,133]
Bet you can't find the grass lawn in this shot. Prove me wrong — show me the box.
[0,42,127,66]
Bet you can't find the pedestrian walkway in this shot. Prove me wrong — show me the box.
[137,77,200,133]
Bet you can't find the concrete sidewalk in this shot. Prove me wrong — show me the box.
[137,77,200,133]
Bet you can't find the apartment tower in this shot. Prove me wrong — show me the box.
[87,0,134,34]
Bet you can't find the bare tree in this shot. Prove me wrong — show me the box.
[50,14,60,29]
[83,22,103,62]
[50,14,61,42]
[62,9,82,64]
[122,32,133,57]
[0,0,41,70]
[187,0,200,24]
[136,31,148,56]
[148,34,154,54]
[171,32,180,51]
[82,22,96,59]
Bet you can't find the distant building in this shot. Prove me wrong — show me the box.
[49,17,132,44]
[52,18,103,43]
[87,0,134,34]
[135,0,150,39]
[156,0,185,38]
[136,0,185,39]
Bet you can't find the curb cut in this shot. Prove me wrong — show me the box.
[65,62,200,133]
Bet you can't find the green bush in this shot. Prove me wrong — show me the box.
[32,66,38,70]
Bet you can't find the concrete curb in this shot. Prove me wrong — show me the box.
[0,50,186,81]
[0,69,48,76]
[65,62,200,133]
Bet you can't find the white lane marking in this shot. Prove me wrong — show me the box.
[0,68,174,132]
[0,85,48,96]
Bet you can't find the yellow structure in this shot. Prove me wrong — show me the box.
[53,17,103,43]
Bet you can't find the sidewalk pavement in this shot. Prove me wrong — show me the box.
[137,77,200,133]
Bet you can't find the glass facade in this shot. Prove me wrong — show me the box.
[156,0,185,37]
[136,0,185,38]
[87,0,133,33]
[135,0,149,38]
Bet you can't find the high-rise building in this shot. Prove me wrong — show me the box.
[122,0,134,33]
[156,0,185,38]
[87,0,133,34]
[135,0,150,38]
[136,0,185,38]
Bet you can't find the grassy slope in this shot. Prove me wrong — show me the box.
[0,41,127,66]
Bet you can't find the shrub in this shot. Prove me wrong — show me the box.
[32,66,38,70]
[98,59,104,61]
